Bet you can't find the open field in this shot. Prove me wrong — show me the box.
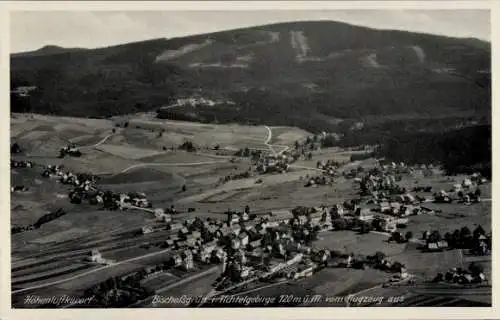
[109,113,308,151]
[12,260,85,278]
[95,143,166,160]
[99,168,177,184]
[403,202,491,236]
[313,231,407,257]
[12,263,92,286]
[391,245,464,278]
[152,266,222,307]
[29,228,90,244]
[139,151,223,163]
[101,246,165,261]
[141,273,179,292]
[267,126,309,145]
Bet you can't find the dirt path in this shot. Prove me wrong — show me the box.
[120,160,228,174]
[78,134,114,149]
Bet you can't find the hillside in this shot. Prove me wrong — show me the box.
[11,20,491,131]
[11,45,87,58]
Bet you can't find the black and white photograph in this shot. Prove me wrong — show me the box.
[6,2,493,313]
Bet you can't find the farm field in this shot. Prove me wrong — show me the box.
[141,273,179,292]
[29,228,91,244]
[391,245,464,278]
[152,266,222,307]
[110,113,308,151]
[95,143,166,160]
[313,231,407,257]
[101,246,166,261]
[139,151,223,163]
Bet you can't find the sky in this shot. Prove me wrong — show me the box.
[10,10,490,53]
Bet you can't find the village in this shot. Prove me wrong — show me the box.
[10,120,492,307]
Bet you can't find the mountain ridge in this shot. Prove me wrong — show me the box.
[11,20,490,57]
[11,45,87,58]
[10,20,491,133]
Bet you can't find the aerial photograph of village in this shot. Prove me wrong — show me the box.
[9,9,491,308]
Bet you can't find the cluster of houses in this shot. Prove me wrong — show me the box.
[376,200,432,219]
[381,162,415,175]
[254,134,322,175]
[59,144,82,158]
[358,172,406,197]
[316,160,342,176]
[78,189,152,210]
[433,177,483,204]
[38,160,158,212]
[255,154,292,174]
[170,250,196,271]
[11,185,29,193]
[304,175,334,187]
[86,249,114,265]
[336,252,409,279]
[11,85,37,97]
[41,164,64,177]
[172,97,217,107]
[148,204,332,288]
[432,266,487,285]
[11,160,33,168]
[343,167,366,179]
[213,205,367,287]
[41,164,98,191]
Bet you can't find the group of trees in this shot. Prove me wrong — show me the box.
[34,208,67,228]
[178,140,196,152]
[388,231,413,244]
[11,225,35,235]
[350,152,375,162]
[11,142,22,154]
[11,208,67,234]
[422,225,490,250]
[219,170,252,184]
[234,147,253,158]
[330,217,381,235]
[433,261,486,284]
[375,124,491,178]
[83,270,157,307]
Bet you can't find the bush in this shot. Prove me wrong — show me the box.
[405,231,413,241]
[179,140,196,152]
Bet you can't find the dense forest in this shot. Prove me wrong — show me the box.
[375,125,491,178]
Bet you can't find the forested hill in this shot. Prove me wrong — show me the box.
[11,20,490,132]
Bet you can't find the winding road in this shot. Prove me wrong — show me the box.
[264,125,276,155]
[79,134,114,149]
[120,160,229,174]
[264,125,291,156]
